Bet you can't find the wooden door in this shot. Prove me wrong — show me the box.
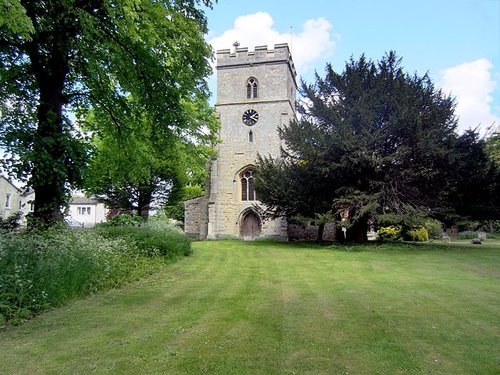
[240,211,261,240]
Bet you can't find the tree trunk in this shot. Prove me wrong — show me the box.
[29,49,69,228]
[348,217,369,243]
[316,222,325,242]
[137,185,153,220]
[24,1,74,228]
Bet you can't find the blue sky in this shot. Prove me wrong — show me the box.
[205,0,500,135]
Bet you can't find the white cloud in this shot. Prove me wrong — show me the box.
[440,59,499,135]
[208,12,335,75]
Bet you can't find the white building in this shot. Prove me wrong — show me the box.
[0,175,22,219]
[67,196,107,227]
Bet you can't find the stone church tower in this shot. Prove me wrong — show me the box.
[184,43,297,240]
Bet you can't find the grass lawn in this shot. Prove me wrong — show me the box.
[1,240,499,374]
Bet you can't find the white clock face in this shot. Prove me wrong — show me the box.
[242,109,259,126]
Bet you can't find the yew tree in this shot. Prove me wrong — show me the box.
[256,52,499,242]
[0,0,215,227]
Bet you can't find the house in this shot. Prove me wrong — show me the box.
[0,175,22,219]
[67,196,107,227]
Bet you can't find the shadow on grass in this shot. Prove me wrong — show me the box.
[257,239,480,253]
[195,237,498,254]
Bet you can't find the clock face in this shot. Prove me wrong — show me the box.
[242,109,259,126]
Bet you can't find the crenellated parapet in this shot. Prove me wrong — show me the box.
[216,43,296,79]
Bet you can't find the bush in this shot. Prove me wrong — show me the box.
[425,219,443,239]
[0,212,21,233]
[378,226,402,241]
[457,231,479,240]
[103,214,145,227]
[95,220,192,258]
[405,227,429,242]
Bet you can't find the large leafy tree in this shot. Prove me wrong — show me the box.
[256,52,499,242]
[83,94,218,219]
[0,0,215,227]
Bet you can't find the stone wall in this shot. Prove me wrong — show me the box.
[184,196,207,239]
[288,222,337,241]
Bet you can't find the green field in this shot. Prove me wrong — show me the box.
[1,240,499,374]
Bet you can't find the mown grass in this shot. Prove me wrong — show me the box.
[0,240,499,374]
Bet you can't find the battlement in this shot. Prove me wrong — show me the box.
[216,43,296,78]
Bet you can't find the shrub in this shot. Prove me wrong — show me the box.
[457,231,479,240]
[378,226,402,241]
[405,227,429,242]
[103,214,145,227]
[425,219,443,239]
[0,212,21,233]
[95,220,192,258]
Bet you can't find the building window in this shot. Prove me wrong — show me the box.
[77,206,91,215]
[241,169,256,201]
[5,193,10,208]
[248,130,253,143]
[246,77,258,99]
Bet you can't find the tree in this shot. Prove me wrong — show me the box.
[449,130,500,226]
[485,130,500,167]
[83,94,218,219]
[0,0,215,227]
[256,52,499,242]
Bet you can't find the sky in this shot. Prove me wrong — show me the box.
[204,0,500,135]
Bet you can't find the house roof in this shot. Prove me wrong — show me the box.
[70,196,99,205]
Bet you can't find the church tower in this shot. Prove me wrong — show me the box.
[206,43,297,240]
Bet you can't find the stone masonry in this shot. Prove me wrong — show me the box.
[184,44,297,240]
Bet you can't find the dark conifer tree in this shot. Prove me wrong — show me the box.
[256,52,499,242]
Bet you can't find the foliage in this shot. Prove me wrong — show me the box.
[0,0,216,227]
[164,184,205,221]
[378,226,402,241]
[83,95,218,219]
[0,212,21,232]
[457,231,481,240]
[445,131,500,225]
[256,52,500,242]
[0,222,191,323]
[95,220,192,258]
[485,131,500,167]
[102,214,145,227]
[404,227,429,242]
[424,219,444,239]
[0,0,34,38]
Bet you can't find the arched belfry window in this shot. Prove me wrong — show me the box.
[246,77,258,99]
[240,168,256,201]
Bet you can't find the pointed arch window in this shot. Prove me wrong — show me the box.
[240,168,256,201]
[246,77,258,99]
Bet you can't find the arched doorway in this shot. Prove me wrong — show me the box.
[240,210,261,240]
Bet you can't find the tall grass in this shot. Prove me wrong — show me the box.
[95,220,192,258]
[0,221,191,325]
